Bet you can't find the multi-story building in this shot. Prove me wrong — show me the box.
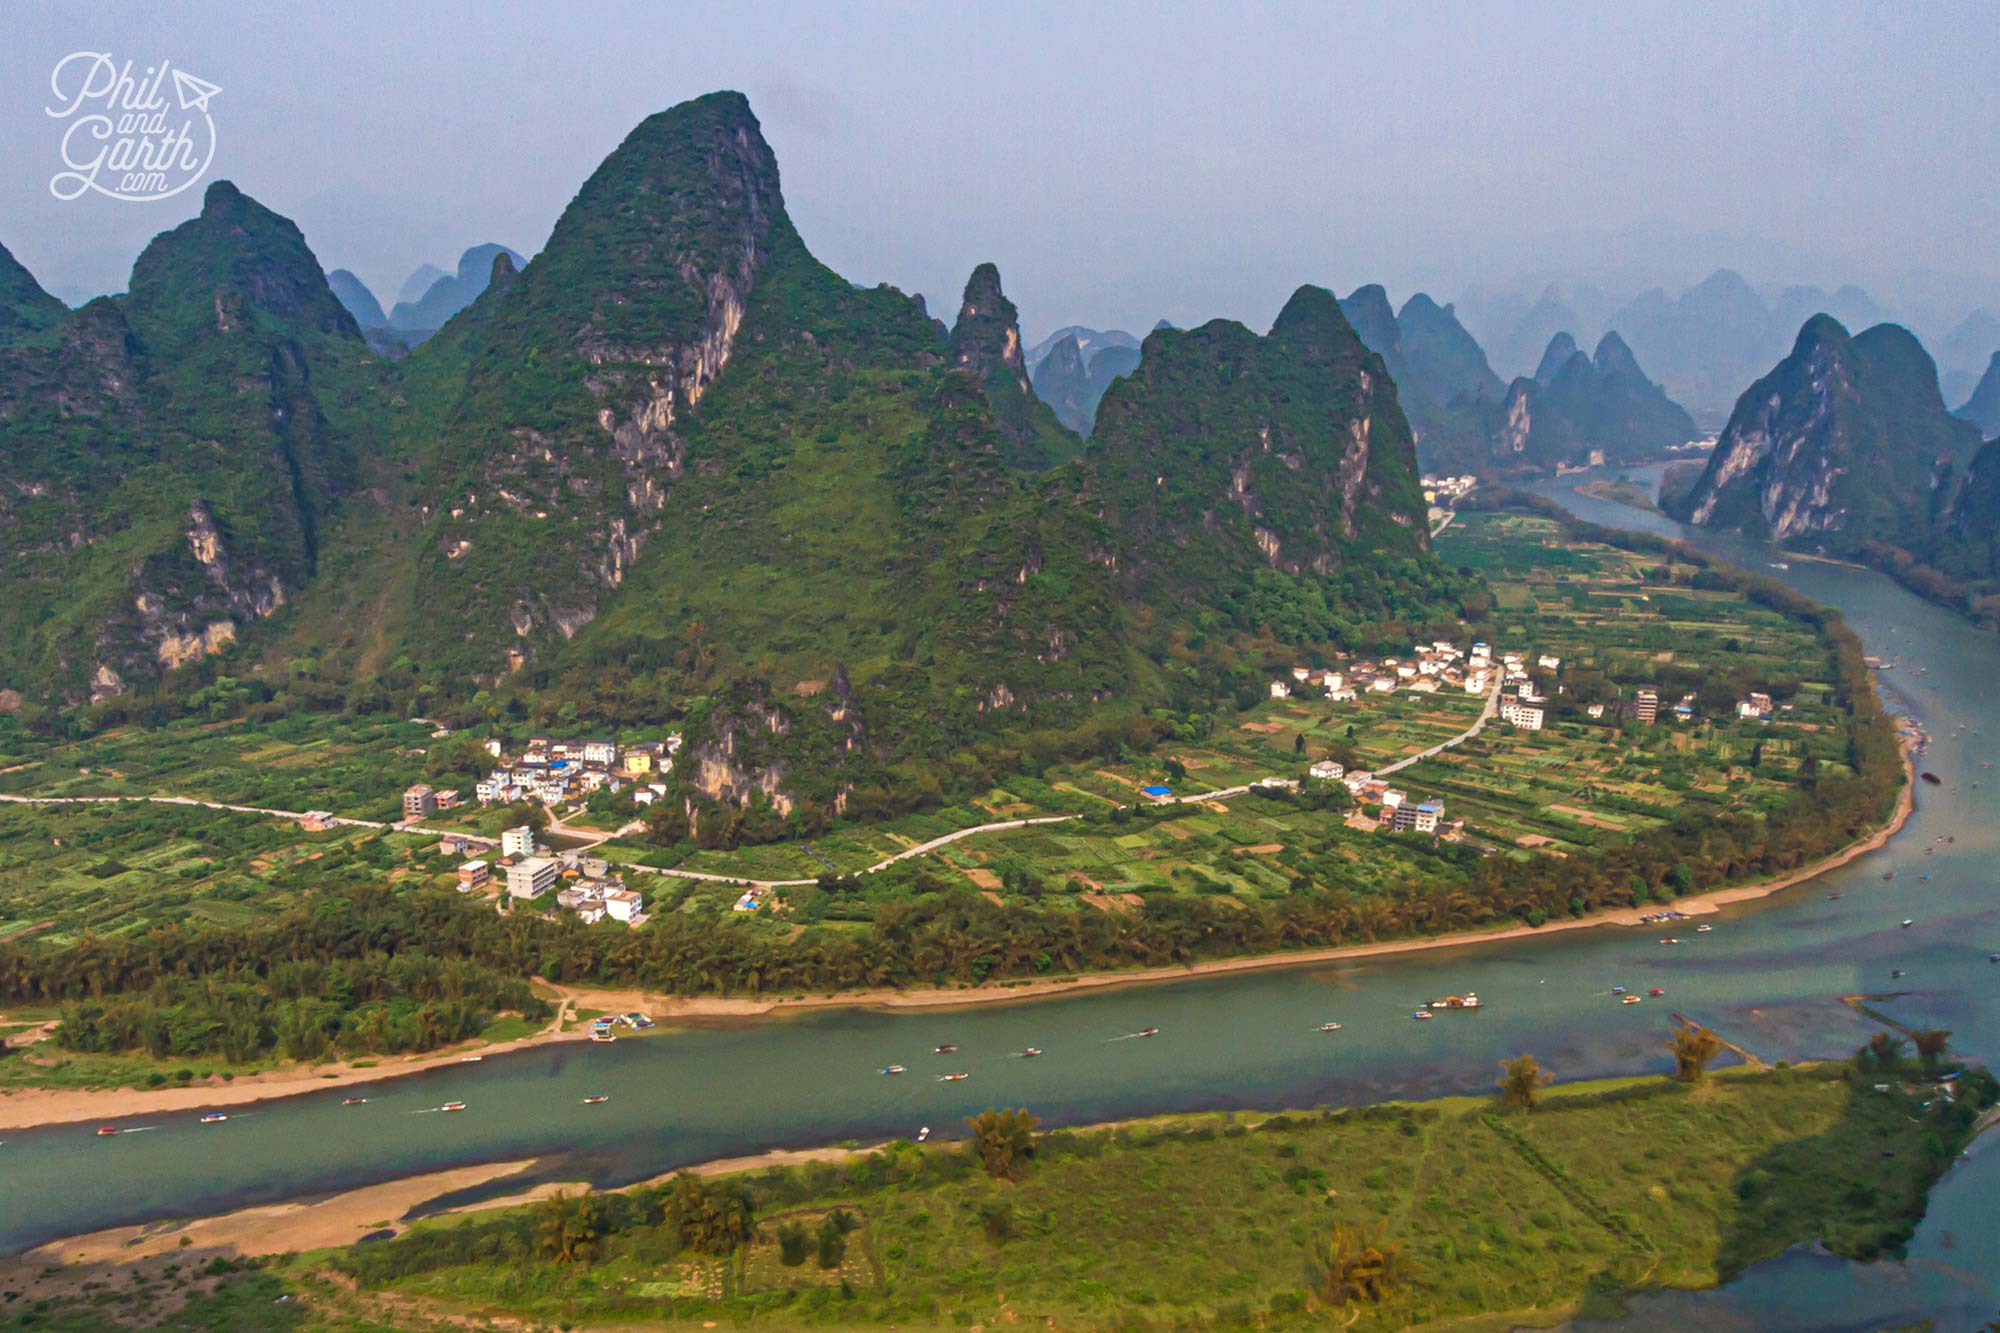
[504,856,558,900]
[501,825,538,859]
[1635,689,1659,725]
[402,785,437,820]
[457,860,490,891]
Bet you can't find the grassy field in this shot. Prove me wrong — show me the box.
[0,802,450,947]
[0,510,1863,953]
[10,1058,1980,1331]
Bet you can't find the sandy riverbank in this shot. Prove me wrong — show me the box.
[0,743,1915,1132]
[15,1141,895,1264]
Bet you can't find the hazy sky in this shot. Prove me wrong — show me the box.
[5,1,1997,338]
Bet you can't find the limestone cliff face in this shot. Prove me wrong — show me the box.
[415,92,789,673]
[1671,316,1983,548]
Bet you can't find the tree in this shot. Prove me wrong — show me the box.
[1294,733,1307,755]
[1313,1220,1412,1305]
[1863,1030,1907,1073]
[1669,1019,1724,1082]
[966,1106,1041,1181]
[814,1214,848,1269]
[536,1190,601,1264]
[1498,1054,1552,1110]
[663,1173,754,1255]
[1913,1028,1952,1074]
[776,1220,810,1266]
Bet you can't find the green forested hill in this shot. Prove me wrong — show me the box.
[0,90,1460,830]
[0,182,392,707]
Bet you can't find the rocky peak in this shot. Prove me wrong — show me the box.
[1338,285,1403,364]
[1672,315,1980,545]
[948,262,1031,394]
[1028,332,1093,434]
[1534,332,1580,383]
[126,179,360,353]
[1591,330,1644,381]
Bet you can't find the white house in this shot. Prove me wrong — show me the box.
[1308,759,1345,781]
[1537,654,1561,671]
[604,889,645,922]
[1270,680,1292,699]
[1737,692,1774,719]
[1290,666,1311,682]
[1501,702,1545,731]
[582,740,619,766]
[500,825,538,858]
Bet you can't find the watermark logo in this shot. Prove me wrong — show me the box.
[46,53,221,203]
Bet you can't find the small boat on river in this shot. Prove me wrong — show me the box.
[1621,994,1643,1005]
[934,1044,957,1054]
[1648,987,1665,996]
[581,1094,609,1105]
[938,1072,970,1082]
[342,1097,368,1106]
[95,1125,118,1136]
[1427,993,1482,1010]
[1411,1010,1433,1021]
[1019,1048,1043,1058]
[1610,986,1628,995]
[199,1113,227,1124]
[1921,772,1943,786]
[440,1101,467,1112]
[1318,1022,1343,1032]
[1696,924,1713,933]
[1138,1028,1160,1038]
[882,1065,907,1075]
[1902,919,1915,929]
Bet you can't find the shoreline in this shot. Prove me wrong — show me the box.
[14,1064,1827,1266]
[0,742,1915,1133]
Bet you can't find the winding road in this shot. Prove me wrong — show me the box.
[0,678,1506,893]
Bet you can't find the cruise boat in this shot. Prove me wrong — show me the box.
[1648,987,1665,996]
[581,1094,609,1105]
[1621,994,1643,1005]
[1696,924,1713,933]
[199,1113,227,1124]
[1411,1010,1433,1021]
[1610,986,1628,995]
[1427,993,1482,1010]
[881,1065,907,1075]
[1019,1048,1043,1058]
[440,1101,467,1112]
[933,1044,957,1054]
[95,1125,119,1136]
[1138,1027,1160,1038]
[938,1072,970,1082]
[342,1096,368,1105]
[1902,919,1915,929]
[1318,1022,1343,1032]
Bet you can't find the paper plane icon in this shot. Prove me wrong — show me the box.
[171,68,221,113]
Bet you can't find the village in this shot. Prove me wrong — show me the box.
[380,733,688,931]
[1270,637,1782,847]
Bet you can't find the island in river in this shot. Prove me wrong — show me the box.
[8,1053,1990,1331]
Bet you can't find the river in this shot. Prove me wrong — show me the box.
[2,465,1996,1327]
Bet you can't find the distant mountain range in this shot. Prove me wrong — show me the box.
[325,245,528,345]
[1458,271,1999,426]
[1492,332,1698,470]
[1027,331,1142,434]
